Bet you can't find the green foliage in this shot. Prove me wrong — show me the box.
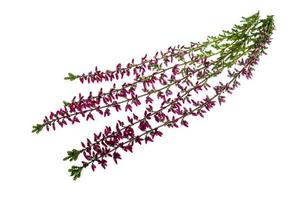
[32,124,44,134]
[63,100,71,106]
[68,166,83,181]
[63,149,81,161]
[64,73,78,81]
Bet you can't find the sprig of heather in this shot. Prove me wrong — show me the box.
[32,12,274,181]
[63,46,187,84]
[63,45,254,170]
[63,16,258,85]
[33,13,262,134]
[65,14,274,180]
[66,58,254,180]
[38,61,210,132]
[62,37,222,84]
[36,55,234,133]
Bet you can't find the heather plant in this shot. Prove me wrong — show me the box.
[32,12,274,180]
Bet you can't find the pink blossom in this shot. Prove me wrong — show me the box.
[138,120,150,131]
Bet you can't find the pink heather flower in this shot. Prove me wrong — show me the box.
[181,119,189,127]
[83,151,92,160]
[151,130,163,139]
[91,163,96,171]
[142,54,147,61]
[116,63,122,71]
[165,89,173,96]
[72,116,80,124]
[104,136,118,147]
[123,126,135,138]
[144,136,153,144]
[135,136,143,145]
[133,99,141,107]
[204,96,216,111]
[125,104,132,112]
[98,159,107,169]
[113,152,122,164]
[122,144,133,153]
[145,96,153,104]
[104,126,112,135]
[138,120,150,131]
[218,95,226,105]
[104,108,111,117]
[172,64,180,75]
[113,103,121,112]
[154,112,165,122]
[241,67,253,79]
[86,113,95,121]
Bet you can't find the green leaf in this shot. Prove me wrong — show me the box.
[63,101,71,106]
[64,73,78,81]
[63,149,81,162]
[68,166,83,181]
[32,123,44,134]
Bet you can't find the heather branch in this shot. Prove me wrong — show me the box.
[67,22,274,179]
[65,12,261,84]
[34,14,263,134]
[75,65,246,175]
[38,42,255,133]
[31,12,275,181]
[67,43,256,170]
[42,64,208,127]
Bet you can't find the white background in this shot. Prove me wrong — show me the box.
[0,0,301,199]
